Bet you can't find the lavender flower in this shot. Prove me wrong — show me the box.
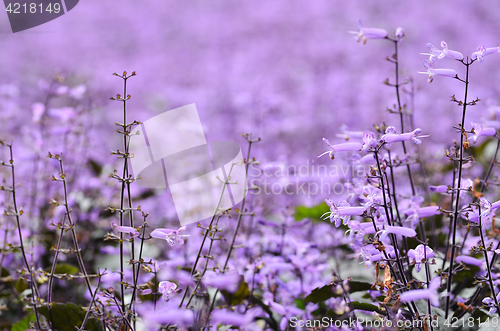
[323,199,365,227]
[111,222,139,237]
[158,280,181,301]
[381,128,427,145]
[419,61,457,83]
[202,271,242,292]
[472,45,500,63]
[483,294,500,315]
[336,124,365,140]
[408,244,435,272]
[318,138,362,159]
[429,185,449,193]
[361,131,378,153]
[471,122,496,143]
[438,41,464,60]
[455,255,483,267]
[399,276,441,307]
[422,41,463,62]
[395,27,405,39]
[349,20,388,44]
[150,226,189,246]
[378,225,417,242]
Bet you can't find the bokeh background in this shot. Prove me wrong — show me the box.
[2,0,500,160]
[1,1,500,329]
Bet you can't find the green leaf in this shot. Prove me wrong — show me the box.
[38,302,103,331]
[221,279,251,306]
[88,159,102,176]
[348,281,373,293]
[305,284,335,303]
[14,278,28,294]
[294,203,330,222]
[46,263,79,275]
[12,314,36,331]
[295,298,305,310]
[305,281,372,304]
[349,301,386,315]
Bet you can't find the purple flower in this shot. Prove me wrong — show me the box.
[472,45,500,63]
[438,41,464,60]
[158,281,181,301]
[422,41,463,62]
[150,226,189,246]
[381,128,427,145]
[429,185,449,193]
[480,197,493,218]
[210,309,258,327]
[471,122,496,143]
[408,244,435,272]
[405,206,441,218]
[419,61,457,83]
[203,271,242,292]
[421,43,442,63]
[455,255,483,267]
[323,199,365,227]
[136,302,193,327]
[318,138,362,159]
[349,20,388,44]
[361,131,378,153]
[336,124,365,140]
[395,27,404,39]
[400,276,441,307]
[378,226,417,242]
[111,222,139,237]
[482,295,500,315]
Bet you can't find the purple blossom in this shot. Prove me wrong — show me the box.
[438,41,464,60]
[408,244,435,272]
[158,280,181,301]
[395,27,405,39]
[336,124,365,140]
[429,185,449,193]
[210,309,260,327]
[203,271,242,292]
[359,185,384,209]
[323,199,365,227]
[150,226,189,246]
[361,131,378,153]
[419,61,457,83]
[349,20,388,44]
[111,222,139,237]
[381,128,427,145]
[400,276,441,307]
[318,138,362,159]
[471,122,496,143]
[378,226,417,242]
[482,295,500,315]
[472,45,500,63]
[455,255,483,267]
[422,41,463,62]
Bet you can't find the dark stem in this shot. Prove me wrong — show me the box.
[445,60,470,318]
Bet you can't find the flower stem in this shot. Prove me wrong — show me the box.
[445,60,471,318]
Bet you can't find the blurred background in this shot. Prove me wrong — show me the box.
[1,0,500,219]
[1,1,500,328]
